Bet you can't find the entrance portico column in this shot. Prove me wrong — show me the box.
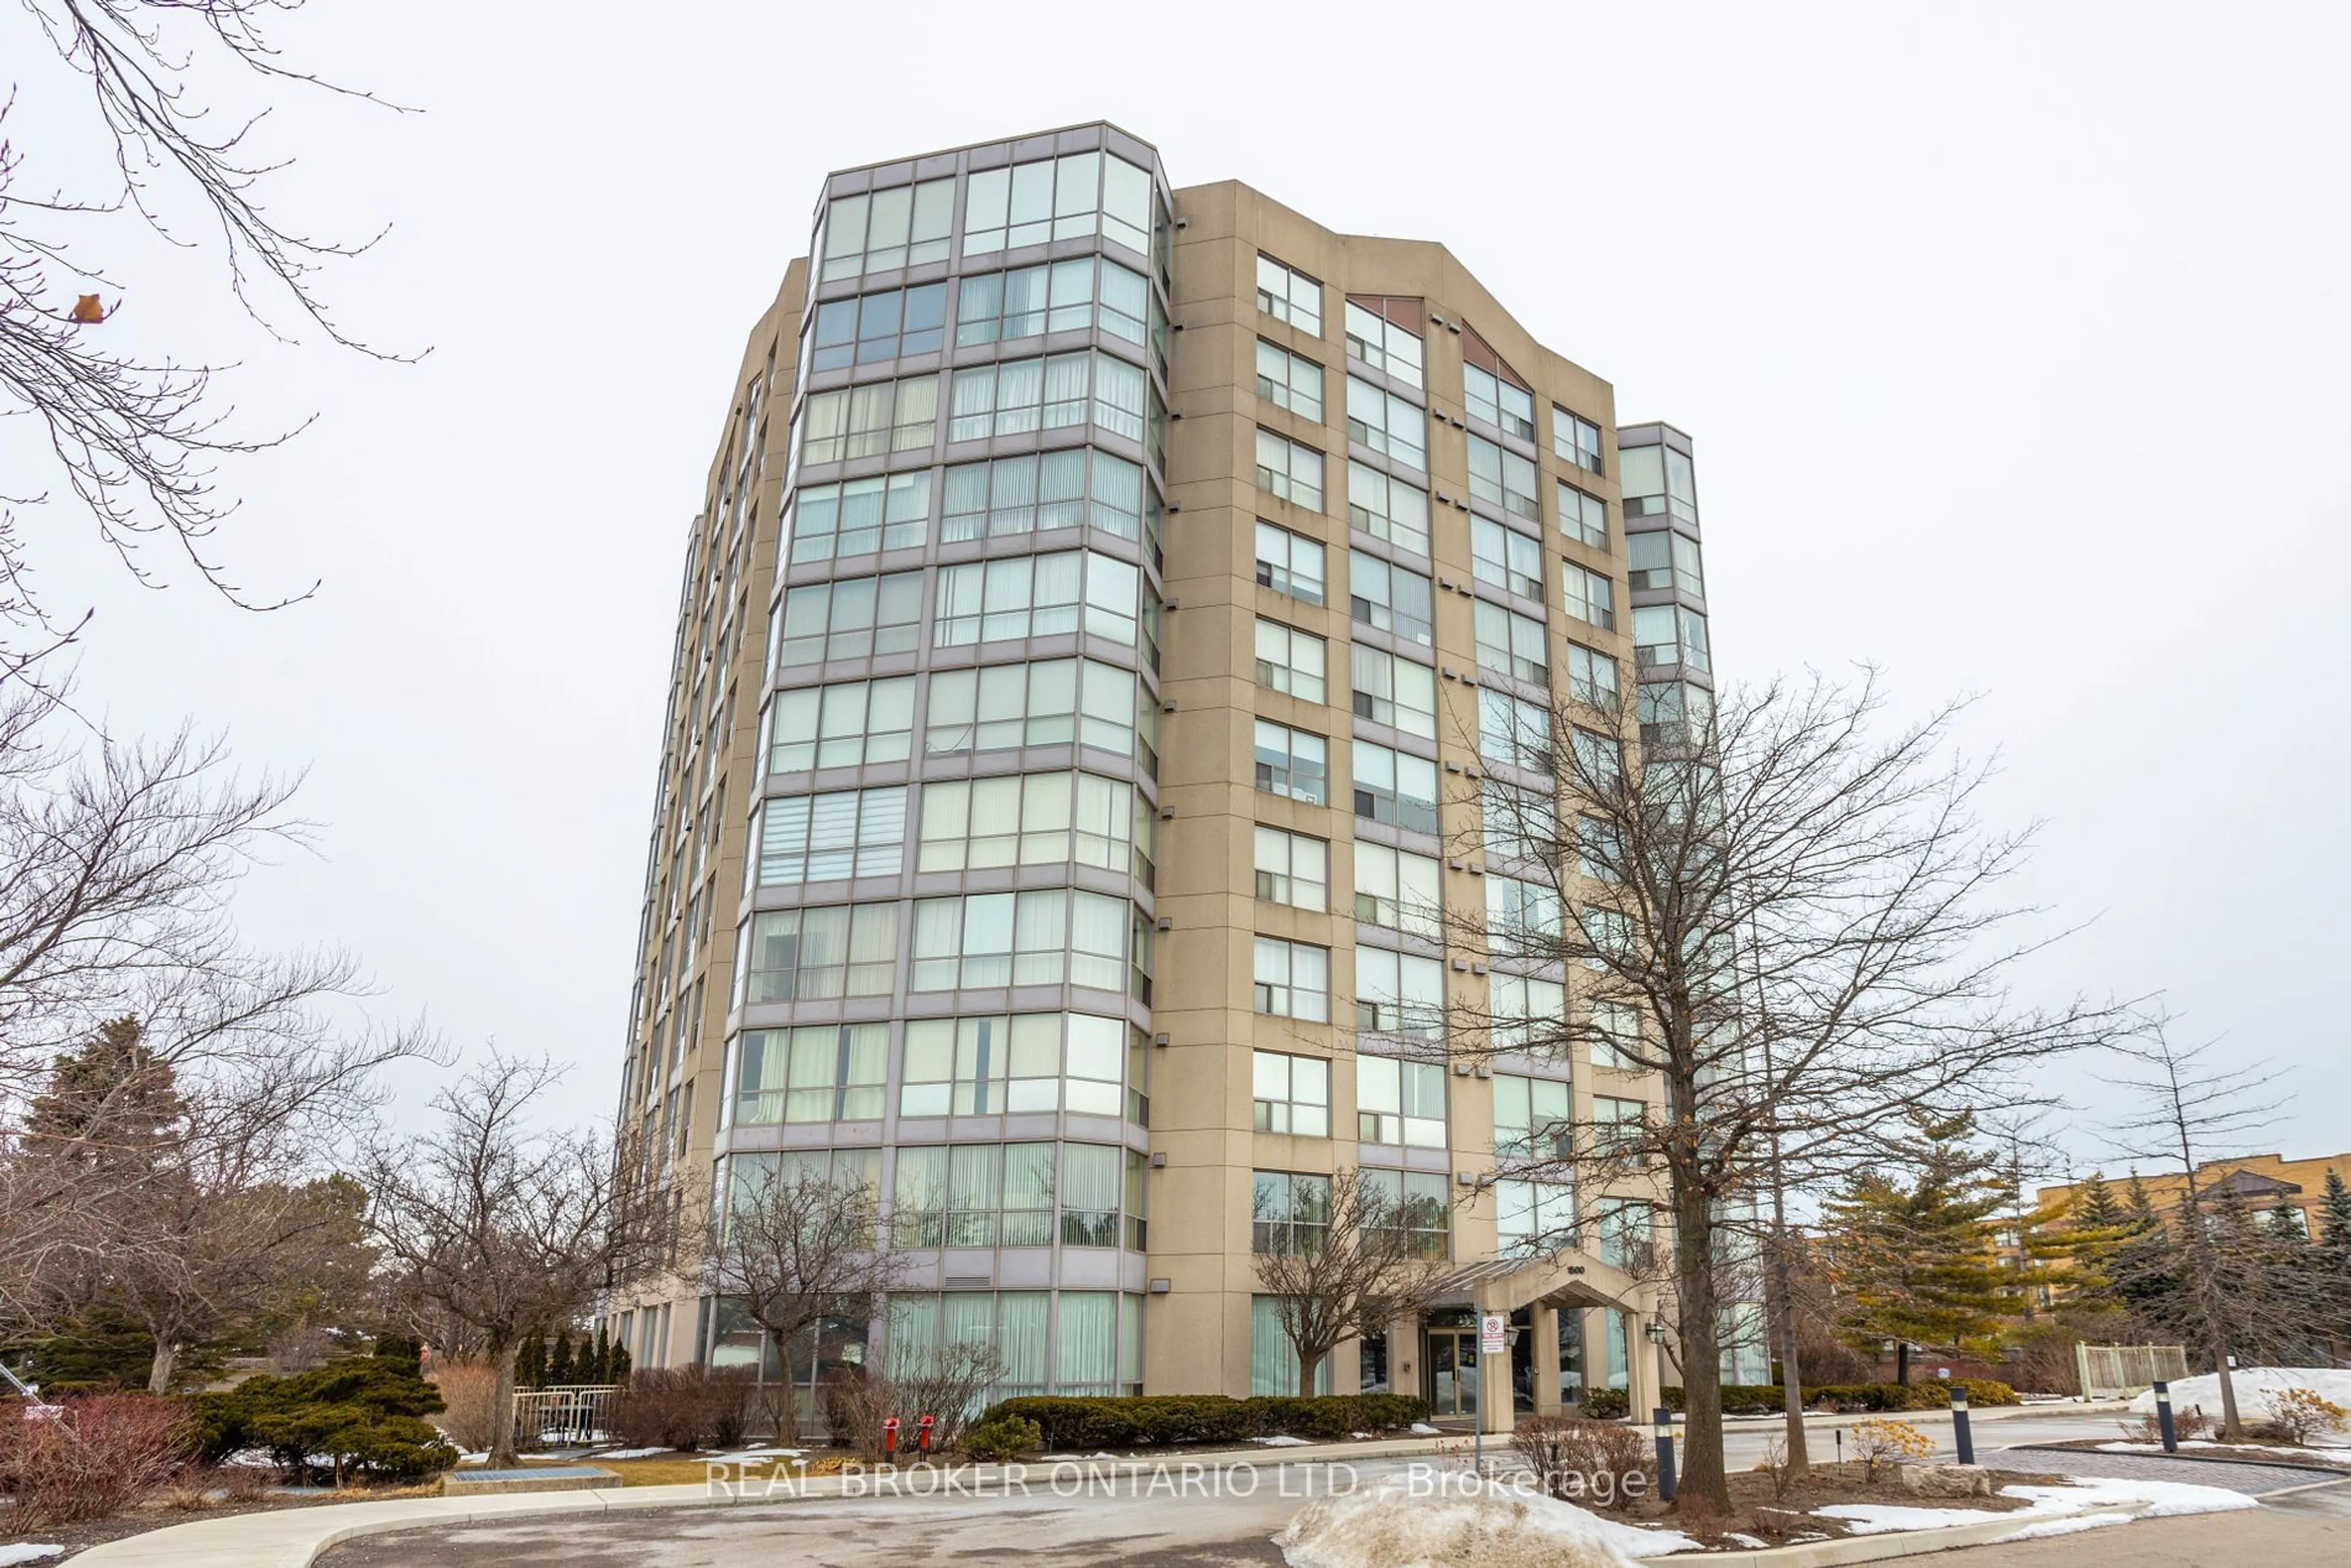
[1474,1294,1512,1436]
[1532,1302,1562,1416]
[1625,1305,1658,1427]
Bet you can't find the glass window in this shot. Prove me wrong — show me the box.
[1355,948,1445,1043]
[750,786,907,885]
[1360,1166,1450,1259]
[1490,971,1566,1054]
[940,448,1149,544]
[764,677,916,774]
[1471,517,1545,602]
[1100,154,1153,255]
[909,889,1134,993]
[954,257,1151,348]
[1478,687,1552,773]
[1483,776,1560,865]
[1353,842,1441,937]
[1256,522,1327,606]
[1348,549,1433,645]
[1346,461,1430,556]
[788,472,931,564]
[1253,826,1329,910]
[1256,340,1325,422]
[1351,739,1439,834]
[1474,600,1550,686]
[1252,1051,1331,1137]
[1591,999,1641,1071]
[1577,815,1624,884]
[1344,301,1424,389]
[1638,679,1712,746]
[1253,720,1329,805]
[798,373,940,464]
[1562,564,1617,631]
[1346,377,1426,470]
[923,658,1150,764]
[1348,645,1436,738]
[1553,407,1603,475]
[918,771,1142,876]
[1255,255,1322,335]
[901,1013,1057,1116]
[1629,530,1706,597]
[964,152,1121,255]
[1252,1170,1330,1254]
[808,282,947,370]
[948,350,1144,445]
[1252,936,1329,1021]
[774,571,924,668]
[1463,363,1535,442]
[1254,617,1327,703]
[1631,604,1710,672]
[1255,429,1325,511]
[1486,874,1562,955]
[934,551,1141,650]
[733,1022,888,1125]
[820,179,953,281]
[1559,482,1609,552]
[1468,433,1538,520]
[1593,1097,1647,1154]
[1496,1177,1574,1254]
[1566,642,1621,709]
[734,904,898,1005]
[1357,1052,1446,1142]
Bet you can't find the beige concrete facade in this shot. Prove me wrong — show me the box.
[608,124,1712,1427]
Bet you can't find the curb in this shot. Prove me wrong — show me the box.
[1665,1506,2148,1567]
[2005,1441,2350,1480]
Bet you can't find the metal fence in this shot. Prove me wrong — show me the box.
[2074,1343,2189,1400]
[513,1384,617,1448]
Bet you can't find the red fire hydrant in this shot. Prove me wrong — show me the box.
[917,1413,936,1458]
[882,1416,900,1461]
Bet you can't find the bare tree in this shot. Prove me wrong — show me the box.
[2101,1023,2314,1439]
[1445,669,2128,1512]
[0,678,429,1348]
[700,1158,906,1441]
[2,1,409,648]
[362,1054,676,1468]
[1251,1166,1451,1398]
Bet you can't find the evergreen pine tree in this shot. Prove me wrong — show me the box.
[547,1328,575,1387]
[23,1016,186,1172]
[2267,1199,2309,1243]
[587,1324,610,1384]
[1825,1110,2009,1381]
[2054,1172,2140,1307]
[609,1340,631,1382]
[517,1332,547,1390]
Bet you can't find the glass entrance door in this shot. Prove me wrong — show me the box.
[1427,1329,1480,1419]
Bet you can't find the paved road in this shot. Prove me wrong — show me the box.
[314,1412,2351,1568]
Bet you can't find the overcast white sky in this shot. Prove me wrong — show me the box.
[6,2,2344,1172]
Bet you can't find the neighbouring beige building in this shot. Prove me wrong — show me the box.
[602,122,1752,1433]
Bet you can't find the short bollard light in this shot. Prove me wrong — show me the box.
[1950,1384,1975,1466]
[1653,1406,1678,1502]
[2153,1379,2178,1452]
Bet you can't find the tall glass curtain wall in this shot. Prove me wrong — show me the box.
[716,140,1171,1401]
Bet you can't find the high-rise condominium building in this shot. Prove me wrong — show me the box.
[607,122,1743,1433]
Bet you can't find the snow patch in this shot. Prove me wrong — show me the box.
[2127,1368,2351,1428]
[2000,1479,2257,1520]
[0,1548,63,1568]
[1996,1515,2131,1541]
[593,1446,673,1460]
[1275,1476,1699,1567]
[1253,1435,1311,1447]
[1408,1423,1442,1436]
[1814,1504,2008,1535]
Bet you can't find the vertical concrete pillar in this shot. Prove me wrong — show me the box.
[1626,1308,1657,1426]
[1387,1310,1422,1405]
[1476,1299,1513,1436]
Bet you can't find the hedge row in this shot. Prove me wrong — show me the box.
[1660,1379,2019,1415]
[978,1394,1431,1449]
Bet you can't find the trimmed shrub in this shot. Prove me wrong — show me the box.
[0,1392,196,1527]
[978,1393,1431,1450]
[963,1414,1044,1461]
[1659,1379,2018,1416]
[195,1358,457,1485]
[607,1364,757,1452]
[1579,1388,1630,1420]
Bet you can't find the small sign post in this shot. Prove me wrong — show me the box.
[1472,1314,1507,1474]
